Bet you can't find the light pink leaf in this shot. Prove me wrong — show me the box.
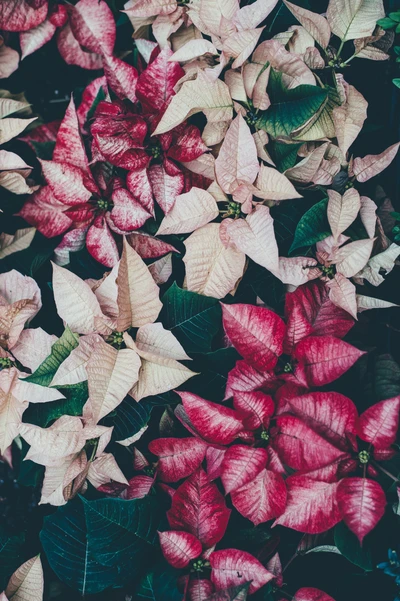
[326,273,358,319]
[223,205,279,273]
[333,83,368,156]
[352,142,400,183]
[359,196,377,238]
[215,114,259,194]
[39,160,91,206]
[223,27,264,69]
[326,0,384,42]
[183,223,246,299]
[253,164,302,201]
[148,163,184,215]
[53,97,89,171]
[5,556,43,601]
[157,187,218,235]
[57,24,103,70]
[327,188,361,240]
[334,238,375,278]
[283,1,331,48]
[20,19,56,60]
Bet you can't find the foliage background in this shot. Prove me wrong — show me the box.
[1,1,400,600]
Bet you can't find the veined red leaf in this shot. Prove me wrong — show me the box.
[137,46,184,112]
[167,468,231,548]
[222,303,285,372]
[68,0,116,56]
[337,477,386,543]
[221,445,268,493]
[288,392,358,449]
[148,437,208,482]
[357,396,400,449]
[293,336,365,387]
[233,391,274,430]
[159,530,202,568]
[231,468,287,525]
[274,475,341,534]
[210,548,273,595]
[178,392,244,445]
[294,588,336,601]
[273,416,346,471]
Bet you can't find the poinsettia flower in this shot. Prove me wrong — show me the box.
[221,285,364,396]
[49,240,196,424]
[90,47,208,217]
[19,97,153,267]
[274,391,400,542]
[18,414,127,505]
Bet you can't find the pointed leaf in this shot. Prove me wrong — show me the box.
[148,437,208,482]
[159,530,202,568]
[210,549,273,595]
[337,478,386,543]
[231,468,287,525]
[357,396,400,449]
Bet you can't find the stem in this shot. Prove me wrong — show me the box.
[341,53,357,66]
[282,553,297,573]
[372,460,400,484]
[267,1,284,33]
[336,39,346,60]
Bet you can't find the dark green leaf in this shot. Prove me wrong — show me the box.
[393,78,400,89]
[23,382,88,427]
[334,522,373,572]
[134,561,182,600]
[0,528,25,590]
[293,86,341,142]
[389,12,400,22]
[82,496,161,584]
[23,327,79,387]
[363,354,400,403]
[257,79,328,138]
[102,394,153,442]
[186,348,240,401]
[289,198,330,253]
[40,499,116,595]
[160,283,221,354]
[17,459,44,488]
[86,85,107,122]
[30,141,55,160]
[269,141,303,172]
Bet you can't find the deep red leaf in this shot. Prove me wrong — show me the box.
[274,475,341,534]
[159,530,202,569]
[210,549,273,595]
[167,468,231,548]
[337,477,386,543]
[222,303,286,372]
[233,391,275,430]
[221,445,268,493]
[136,46,184,112]
[231,468,287,525]
[148,437,208,483]
[357,396,400,449]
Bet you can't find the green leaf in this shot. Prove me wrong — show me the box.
[17,459,44,488]
[363,354,400,403]
[102,394,153,442]
[30,141,55,160]
[257,77,328,138]
[393,78,400,89]
[389,12,400,22]
[377,17,396,29]
[0,528,26,590]
[22,382,88,427]
[134,561,183,600]
[23,327,79,387]
[269,141,303,172]
[40,499,116,595]
[40,496,161,595]
[293,86,341,142]
[82,497,161,583]
[160,282,222,354]
[334,522,374,571]
[289,198,330,253]
[86,85,106,122]
[186,348,240,402]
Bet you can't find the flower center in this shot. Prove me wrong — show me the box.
[260,430,270,442]
[320,264,335,278]
[245,110,258,126]
[0,357,13,368]
[358,450,370,465]
[150,143,162,159]
[97,198,111,210]
[283,362,293,373]
[192,559,206,572]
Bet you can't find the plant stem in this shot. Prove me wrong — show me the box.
[372,460,400,484]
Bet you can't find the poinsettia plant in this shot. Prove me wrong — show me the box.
[1,0,400,600]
